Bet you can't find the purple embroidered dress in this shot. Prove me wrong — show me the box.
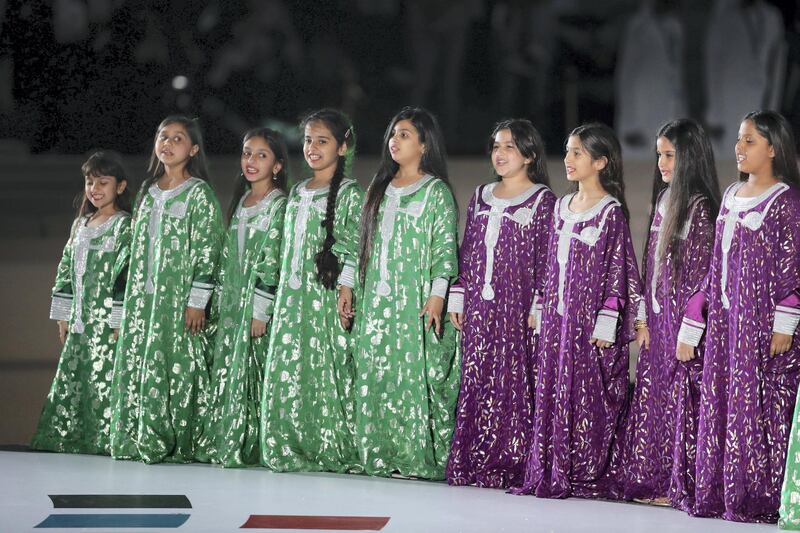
[622,189,714,510]
[516,194,642,499]
[678,182,800,523]
[445,182,556,488]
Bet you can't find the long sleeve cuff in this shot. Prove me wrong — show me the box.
[50,292,73,321]
[530,293,543,335]
[430,277,449,299]
[109,300,124,329]
[187,281,214,309]
[252,287,275,323]
[677,317,706,347]
[636,299,646,322]
[447,286,464,314]
[592,309,619,344]
[338,263,356,289]
[774,305,800,335]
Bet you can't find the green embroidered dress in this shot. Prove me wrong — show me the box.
[197,188,287,467]
[260,178,363,472]
[352,175,460,479]
[32,212,131,455]
[110,178,223,464]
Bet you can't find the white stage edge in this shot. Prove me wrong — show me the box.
[0,450,775,532]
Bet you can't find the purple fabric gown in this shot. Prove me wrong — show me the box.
[445,182,556,488]
[515,193,643,499]
[622,189,714,510]
[679,182,800,523]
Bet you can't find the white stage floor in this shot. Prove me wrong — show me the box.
[0,449,775,532]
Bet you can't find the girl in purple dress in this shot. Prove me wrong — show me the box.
[622,119,720,509]
[514,122,644,499]
[676,110,800,523]
[446,119,556,488]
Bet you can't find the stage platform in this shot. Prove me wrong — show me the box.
[0,449,773,532]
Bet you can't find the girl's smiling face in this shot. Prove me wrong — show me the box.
[492,128,530,179]
[564,135,605,182]
[85,174,125,212]
[303,120,345,174]
[241,136,281,184]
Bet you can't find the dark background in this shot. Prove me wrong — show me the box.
[1,0,797,157]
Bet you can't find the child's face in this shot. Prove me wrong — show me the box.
[85,174,125,212]
[492,128,529,179]
[155,123,198,167]
[303,121,346,174]
[241,136,280,184]
[388,119,424,168]
[735,119,774,176]
[656,136,676,184]
[564,135,604,182]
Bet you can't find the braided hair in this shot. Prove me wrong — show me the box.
[300,109,356,290]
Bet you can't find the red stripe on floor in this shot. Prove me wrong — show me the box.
[240,515,390,530]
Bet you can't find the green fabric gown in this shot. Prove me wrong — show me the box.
[352,175,460,479]
[32,212,131,455]
[197,188,287,467]
[110,178,223,464]
[260,178,363,472]
[781,386,800,529]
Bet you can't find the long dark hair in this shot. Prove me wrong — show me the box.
[227,127,290,221]
[647,119,721,276]
[77,150,133,218]
[135,115,211,214]
[569,122,629,221]
[489,119,550,186]
[358,106,450,283]
[301,108,356,290]
[739,110,800,188]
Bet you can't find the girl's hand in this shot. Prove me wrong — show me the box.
[251,318,267,338]
[449,312,463,331]
[420,295,445,337]
[57,320,68,345]
[185,307,206,335]
[771,332,793,356]
[590,337,612,349]
[112,329,119,341]
[527,314,537,330]
[676,341,695,362]
[337,285,355,330]
[635,327,650,350]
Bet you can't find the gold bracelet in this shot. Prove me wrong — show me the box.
[634,319,648,331]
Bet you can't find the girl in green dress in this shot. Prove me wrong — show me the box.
[32,151,133,455]
[198,128,289,467]
[260,109,364,473]
[348,107,460,479]
[110,116,224,464]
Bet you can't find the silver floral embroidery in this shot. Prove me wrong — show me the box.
[649,189,698,314]
[555,194,619,315]
[719,182,787,309]
[475,183,546,301]
[233,189,285,263]
[70,213,124,333]
[377,175,435,297]
[145,178,200,294]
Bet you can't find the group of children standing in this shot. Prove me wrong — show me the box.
[31,105,800,526]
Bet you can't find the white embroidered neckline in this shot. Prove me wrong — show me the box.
[475,182,548,300]
[554,194,620,315]
[718,181,788,308]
